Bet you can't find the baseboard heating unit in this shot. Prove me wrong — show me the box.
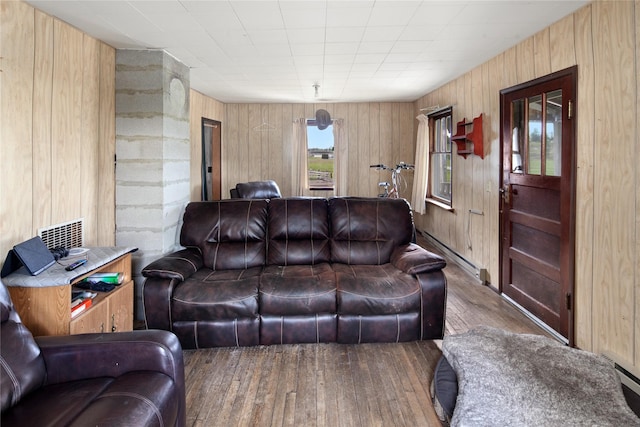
[602,354,640,417]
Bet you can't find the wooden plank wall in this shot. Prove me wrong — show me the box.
[219,103,415,199]
[0,1,116,260]
[414,1,639,371]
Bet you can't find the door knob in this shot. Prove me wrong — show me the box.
[500,185,510,203]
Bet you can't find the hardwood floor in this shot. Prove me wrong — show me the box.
[182,237,548,427]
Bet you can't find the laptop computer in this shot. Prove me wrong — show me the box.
[12,236,56,276]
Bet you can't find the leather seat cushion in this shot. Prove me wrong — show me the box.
[260,263,336,315]
[2,372,178,427]
[171,267,261,320]
[335,263,421,315]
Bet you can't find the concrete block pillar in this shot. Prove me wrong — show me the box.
[115,50,190,317]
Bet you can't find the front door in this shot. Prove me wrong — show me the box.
[499,66,577,344]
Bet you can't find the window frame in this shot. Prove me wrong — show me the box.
[427,107,453,208]
[306,119,335,191]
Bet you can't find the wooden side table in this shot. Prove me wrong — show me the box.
[4,248,136,336]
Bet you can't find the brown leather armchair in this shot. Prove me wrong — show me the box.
[0,280,186,427]
[230,180,282,199]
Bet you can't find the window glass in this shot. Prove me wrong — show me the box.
[545,90,562,177]
[429,110,452,204]
[307,122,334,190]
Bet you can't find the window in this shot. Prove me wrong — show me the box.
[306,120,334,190]
[428,109,452,205]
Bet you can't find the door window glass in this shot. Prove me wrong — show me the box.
[528,95,543,175]
[510,91,562,177]
[545,90,562,177]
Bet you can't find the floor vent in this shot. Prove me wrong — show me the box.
[38,218,84,249]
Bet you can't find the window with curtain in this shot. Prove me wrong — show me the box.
[306,120,334,190]
[429,108,452,205]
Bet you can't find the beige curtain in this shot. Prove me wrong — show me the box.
[292,118,309,196]
[411,114,430,215]
[332,119,347,196]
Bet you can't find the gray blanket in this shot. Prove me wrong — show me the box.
[442,326,639,426]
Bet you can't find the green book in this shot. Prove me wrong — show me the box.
[83,272,124,284]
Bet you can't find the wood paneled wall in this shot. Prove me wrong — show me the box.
[0,1,116,259]
[414,1,639,371]
[220,103,415,199]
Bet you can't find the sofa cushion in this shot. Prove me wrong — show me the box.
[329,197,414,265]
[260,263,336,315]
[171,268,261,320]
[335,264,421,315]
[180,200,268,270]
[1,372,178,427]
[267,198,330,265]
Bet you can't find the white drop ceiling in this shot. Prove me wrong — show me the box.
[26,0,589,103]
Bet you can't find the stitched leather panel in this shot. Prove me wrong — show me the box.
[171,268,261,320]
[68,372,178,427]
[267,198,330,265]
[260,314,337,345]
[260,264,336,315]
[337,313,420,343]
[0,284,46,412]
[1,378,112,426]
[172,319,260,349]
[328,197,414,265]
[180,200,268,270]
[335,264,421,315]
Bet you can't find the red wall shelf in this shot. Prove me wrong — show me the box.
[452,113,483,159]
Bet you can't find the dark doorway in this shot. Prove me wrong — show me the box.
[499,66,577,345]
[202,118,221,200]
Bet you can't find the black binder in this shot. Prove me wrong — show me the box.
[12,237,56,276]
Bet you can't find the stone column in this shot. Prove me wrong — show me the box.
[115,50,190,317]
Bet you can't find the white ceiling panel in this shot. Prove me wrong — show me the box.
[26,0,589,103]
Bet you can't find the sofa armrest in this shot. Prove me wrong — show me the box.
[391,243,446,275]
[35,329,184,386]
[142,248,203,281]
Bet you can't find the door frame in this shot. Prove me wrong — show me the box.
[201,118,222,201]
[498,66,577,346]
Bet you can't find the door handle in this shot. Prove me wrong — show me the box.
[500,185,510,203]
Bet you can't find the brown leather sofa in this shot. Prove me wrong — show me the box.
[142,197,447,349]
[0,280,186,427]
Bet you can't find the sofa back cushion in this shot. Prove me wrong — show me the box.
[1,281,46,412]
[267,198,330,265]
[180,200,268,270]
[329,197,414,265]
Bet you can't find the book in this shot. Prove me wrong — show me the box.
[82,272,124,284]
[71,298,92,318]
[72,290,97,306]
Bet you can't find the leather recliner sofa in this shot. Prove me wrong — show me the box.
[0,280,186,427]
[142,197,447,349]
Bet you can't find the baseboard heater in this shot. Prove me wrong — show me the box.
[419,230,487,284]
[601,354,640,415]
[602,354,640,394]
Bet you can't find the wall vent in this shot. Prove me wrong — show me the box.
[38,218,84,249]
